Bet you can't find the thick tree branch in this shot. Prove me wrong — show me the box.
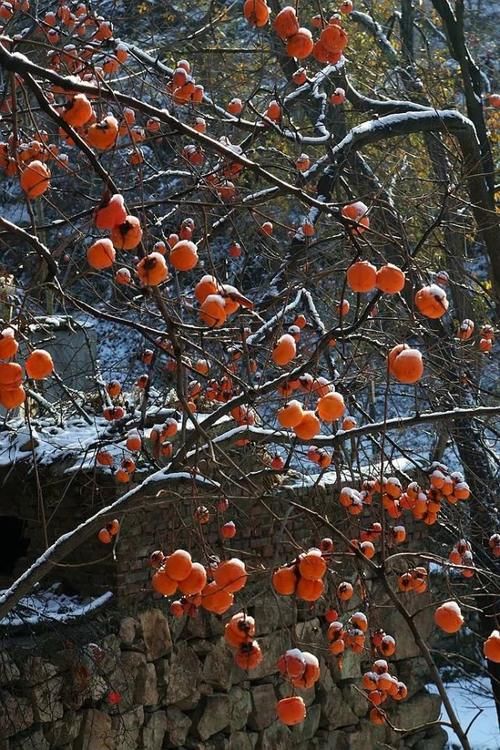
[0,472,219,621]
[0,216,59,279]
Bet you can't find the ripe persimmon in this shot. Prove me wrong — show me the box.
[96,450,114,466]
[376,264,405,294]
[415,284,449,319]
[61,93,93,127]
[296,577,324,601]
[295,154,310,171]
[362,672,379,691]
[136,252,169,286]
[292,68,307,84]
[195,274,220,303]
[115,268,132,286]
[228,242,242,258]
[25,349,53,379]
[221,521,236,539]
[270,454,285,469]
[369,707,385,725]
[276,400,303,428]
[152,567,177,596]
[224,612,256,647]
[379,634,396,656]
[98,528,112,544]
[115,469,130,484]
[20,160,51,198]
[273,6,299,39]
[316,391,345,421]
[0,328,18,360]
[106,380,122,398]
[111,216,143,251]
[87,238,116,269]
[287,29,314,59]
[265,100,281,121]
[341,201,369,233]
[321,23,348,53]
[169,240,199,271]
[276,696,306,726]
[201,581,234,614]
[272,566,297,595]
[86,115,119,150]
[178,562,207,595]
[293,410,320,440]
[272,333,296,366]
[298,548,327,580]
[103,406,125,421]
[388,344,424,384]
[330,87,346,105]
[483,630,500,663]
[346,260,377,293]
[434,600,464,633]
[291,651,320,687]
[200,294,227,327]
[457,319,474,341]
[227,98,244,116]
[278,648,307,680]
[234,640,263,669]
[124,432,141,454]
[94,194,127,230]
[214,557,247,592]
[337,581,353,601]
[164,549,193,581]
[0,386,26,409]
[170,600,184,618]
[106,519,120,536]
[243,0,269,27]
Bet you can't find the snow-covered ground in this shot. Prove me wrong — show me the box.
[428,679,499,750]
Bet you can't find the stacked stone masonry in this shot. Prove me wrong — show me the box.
[0,595,448,750]
[0,465,448,749]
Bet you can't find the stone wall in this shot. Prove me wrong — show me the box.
[0,459,449,749]
[0,587,448,750]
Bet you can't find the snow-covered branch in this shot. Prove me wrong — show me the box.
[0,470,219,621]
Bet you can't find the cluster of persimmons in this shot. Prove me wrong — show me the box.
[131,536,500,727]
[244,0,351,65]
[116,504,500,727]
[0,327,54,409]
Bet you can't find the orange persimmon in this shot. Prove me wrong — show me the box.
[136,252,169,286]
[25,349,54,379]
[20,160,51,198]
[87,238,116,269]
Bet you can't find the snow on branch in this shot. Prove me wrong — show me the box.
[306,108,479,181]
[0,589,113,628]
[350,10,400,65]
[0,468,219,621]
[345,80,432,115]
[246,289,304,345]
[206,405,500,450]
[0,216,59,279]
[0,46,335,217]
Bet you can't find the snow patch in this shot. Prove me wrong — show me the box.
[0,584,112,628]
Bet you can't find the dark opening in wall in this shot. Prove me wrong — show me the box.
[0,516,30,576]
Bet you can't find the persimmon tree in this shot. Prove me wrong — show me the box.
[0,0,498,746]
